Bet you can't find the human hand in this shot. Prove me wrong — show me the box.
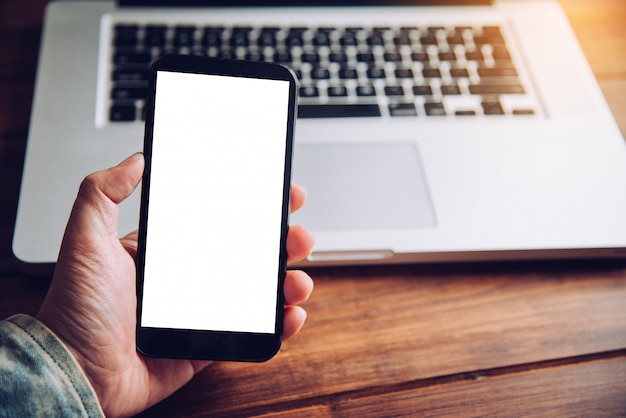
[37,153,315,417]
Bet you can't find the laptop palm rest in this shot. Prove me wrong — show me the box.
[291,142,436,231]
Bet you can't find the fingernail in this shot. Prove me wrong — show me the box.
[117,152,143,167]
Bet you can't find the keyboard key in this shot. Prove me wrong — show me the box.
[111,87,146,100]
[144,25,167,48]
[310,67,330,79]
[513,109,535,115]
[492,47,512,61]
[419,35,438,45]
[113,53,152,66]
[288,27,308,34]
[425,102,446,116]
[393,36,411,46]
[286,33,304,47]
[475,26,505,45]
[366,35,385,46]
[313,32,331,46]
[339,67,358,79]
[413,85,433,96]
[384,52,403,62]
[356,85,376,96]
[299,86,320,97]
[455,110,477,116]
[411,52,429,63]
[340,34,358,46]
[427,26,445,34]
[384,85,405,96]
[273,50,292,63]
[245,51,264,61]
[173,26,196,48]
[447,34,465,45]
[482,98,505,115]
[112,70,148,82]
[394,68,414,79]
[217,50,236,60]
[230,31,250,48]
[469,84,525,95]
[113,25,139,47]
[329,52,348,63]
[400,27,418,35]
[477,66,518,77]
[202,27,224,47]
[422,67,442,78]
[450,68,470,78]
[482,26,504,37]
[474,35,504,46]
[367,67,386,79]
[441,85,461,95]
[438,51,456,61]
[301,52,320,63]
[389,102,417,116]
[328,86,348,97]
[356,52,375,63]
[110,105,136,121]
[465,50,483,61]
[257,29,278,47]
[298,104,381,118]
[233,26,253,33]
[202,35,222,48]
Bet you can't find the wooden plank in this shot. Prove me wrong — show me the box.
[332,353,626,417]
[560,0,626,78]
[0,0,48,30]
[0,81,34,136]
[0,274,49,318]
[138,263,626,416]
[559,0,626,138]
[255,405,331,418]
[560,0,626,137]
[246,353,626,417]
[0,137,27,275]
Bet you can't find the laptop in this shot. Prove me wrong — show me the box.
[13,0,626,274]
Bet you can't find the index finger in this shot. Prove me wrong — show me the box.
[290,184,307,213]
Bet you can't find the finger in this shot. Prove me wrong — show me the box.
[121,230,139,242]
[58,153,145,252]
[120,230,139,259]
[286,225,315,263]
[290,184,306,213]
[78,153,145,206]
[283,270,314,306]
[282,305,307,341]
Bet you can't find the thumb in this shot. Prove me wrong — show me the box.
[64,153,145,240]
[80,153,145,205]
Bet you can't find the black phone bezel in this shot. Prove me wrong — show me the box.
[135,55,298,362]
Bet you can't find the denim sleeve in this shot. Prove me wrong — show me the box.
[0,314,104,418]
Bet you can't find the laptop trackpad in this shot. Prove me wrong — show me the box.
[292,142,436,231]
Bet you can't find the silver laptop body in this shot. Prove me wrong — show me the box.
[14,0,626,273]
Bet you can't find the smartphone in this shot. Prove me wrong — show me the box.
[135,55,298,362]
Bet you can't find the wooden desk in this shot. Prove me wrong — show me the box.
[2,1,626,416]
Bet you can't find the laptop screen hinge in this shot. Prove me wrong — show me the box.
[118,1,492,8]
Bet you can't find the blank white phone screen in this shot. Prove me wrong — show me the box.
[140,70,290,334]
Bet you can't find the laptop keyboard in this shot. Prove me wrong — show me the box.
[109,24,536,122]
